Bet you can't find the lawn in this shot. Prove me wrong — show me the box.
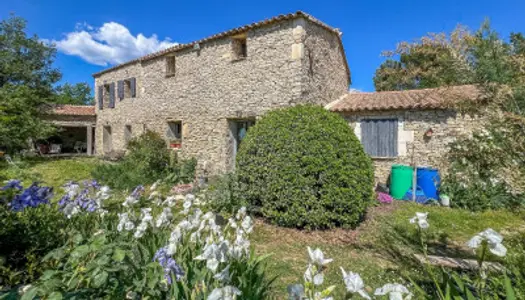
[0,156,100,191]
[2,157,524,298]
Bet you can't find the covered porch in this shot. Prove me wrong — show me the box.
[43,105,96,156]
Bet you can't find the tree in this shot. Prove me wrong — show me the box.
[373,25,474,91]
[55,82,94,105]
[0,14,61,153]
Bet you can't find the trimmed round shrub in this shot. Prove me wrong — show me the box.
[236,105,374,229]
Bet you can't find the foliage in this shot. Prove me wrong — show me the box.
[54,82,94,105]
[373,24,474,91]
[0,181,100,286]
[0,14,60,153]
[440,23,525,210]
[236,105,374,229]
[13,182,274,299]
[92,131,197,190]
[205,173,248,215]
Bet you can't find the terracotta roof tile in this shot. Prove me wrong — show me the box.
[92,11,350,81]
[49,105,96,116]
[328,85,480,112]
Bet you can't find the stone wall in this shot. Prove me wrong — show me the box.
[94,17,348,175]
[301,21,349,105]
[342,109,484,183]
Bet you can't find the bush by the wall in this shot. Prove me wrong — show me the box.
[236,105,374,229]
[92,131,196,190]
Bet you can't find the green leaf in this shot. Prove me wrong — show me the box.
[113,248,126,262]
[92,271,109,288]
[505,273,516,300]
[20,286,38,300]
[48,292,63,300]
[70,245,90,259]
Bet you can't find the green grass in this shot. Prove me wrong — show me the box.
[0,157,100,191]
[2,158,525,298]
[253,202,525,298]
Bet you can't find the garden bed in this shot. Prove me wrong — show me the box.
[1,157,524,298]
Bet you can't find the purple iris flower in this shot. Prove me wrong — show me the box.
[1,179,23,191]
[153,246,185,284]
[9,183,53,211]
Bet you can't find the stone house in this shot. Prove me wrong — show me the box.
[49,11,482,182]
[91,11,350,174]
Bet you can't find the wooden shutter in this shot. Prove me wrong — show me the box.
[360,119,398,157]
[109,82,115,108]
[117,80,124,100]
[130,77,136,98]
[98,85,103,110]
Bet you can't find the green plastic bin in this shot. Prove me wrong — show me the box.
[390,164,414,200]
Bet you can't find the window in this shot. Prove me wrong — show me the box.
[118,78,136,100]
[233,120,255,149]
[360,119,398,157]
[103,126,112,153]
[231,35,247,60]
[103,83,115,108]
[166,121,182,141]
[165,56,176,77]
[124,125,132,143]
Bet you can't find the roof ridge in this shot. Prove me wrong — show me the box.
[370,84,477,95]
[92,11,346,77]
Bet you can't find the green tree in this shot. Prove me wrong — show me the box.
[55,82,94,105]
[0,14,61,153]
[373,25,474,91]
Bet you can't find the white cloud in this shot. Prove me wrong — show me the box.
[52,22,177,66]
[349,88,364,93]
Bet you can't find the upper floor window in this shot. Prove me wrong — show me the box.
[360,118,398,158]
[118,78,136,100]
[101,83,115,108]
[231,34,247,60]
[166,56,176,77]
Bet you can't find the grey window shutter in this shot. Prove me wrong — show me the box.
[117,80,124,100]
[130,77,136,98]
[375,119,398,157]
[98,86,103,110]
[361,119,398,157]
[109,82,115,108]
[361,119,377,156]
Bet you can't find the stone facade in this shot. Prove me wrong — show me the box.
[93,15,349,175]
[342,109,484,183]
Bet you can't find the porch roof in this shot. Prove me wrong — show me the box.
[49,105,96,116]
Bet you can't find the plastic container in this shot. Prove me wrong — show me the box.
[390,164,414,200]
[440,194,450,207]
[404,187,429,204]
[417,167,441,200]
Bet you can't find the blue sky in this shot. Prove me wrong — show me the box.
[2,0,524,92]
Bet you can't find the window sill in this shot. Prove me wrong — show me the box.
[370,156,398,160]
[165,73,175,78]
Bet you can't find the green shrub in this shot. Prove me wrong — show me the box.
[441,128,525,211]
[206,173,248,214]
[92,131,196,190]
[236,105,374,229]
